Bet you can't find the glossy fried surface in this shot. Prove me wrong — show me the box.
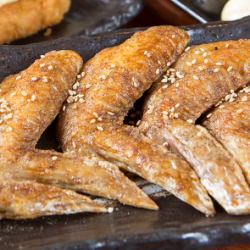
[204,87,250,184]
[59,26,215,216]
[140,40,250,214]
[161,120,250,215]
[142,40,250,125]
[0,181,106,220]
[0,50,155,215]
[0,0,70,44]
[0,50,112,219]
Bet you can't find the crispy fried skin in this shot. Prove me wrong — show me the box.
[0,50,155,215]
[160,120,250,215]
[0,181,106,220]
[142,40,250,125]
[59,26,215,216]
[204,89,250,184]
[140,40,250,214]
[0,51,112,218]
[0,0,70,44]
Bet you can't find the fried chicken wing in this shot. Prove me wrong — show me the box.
[0,0,70,44]
[58,26,215,216]
[0,50,155,214]
[0,181,106,220]
[204,87,250,184]
[140,40,250,214]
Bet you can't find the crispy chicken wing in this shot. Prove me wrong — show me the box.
[140,40,250,214]
[0,50,155,214]
[0,50,128,219]
[0,50,109,218]
[0,0,70,44]
[58,26,215,216]
[204,87,250,184]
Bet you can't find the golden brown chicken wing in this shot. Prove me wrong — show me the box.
[0,0,70,44]
[58,26,215,216]
[140,40,250,214]
[0,50,113,218]
[204,87,250,184]
[0,50,155,215]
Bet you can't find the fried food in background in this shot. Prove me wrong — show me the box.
[0,0,71,44]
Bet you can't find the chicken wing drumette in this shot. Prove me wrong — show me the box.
[58,26,215,216]
[140,40,250,214]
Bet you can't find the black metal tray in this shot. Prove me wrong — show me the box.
[12,0,142,45]
[0,16,250,250]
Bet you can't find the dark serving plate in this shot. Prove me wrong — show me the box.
[170,0,228,23]
[12,0,143,45]
[0,16,250,250]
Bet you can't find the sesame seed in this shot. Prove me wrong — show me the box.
[52,156,58,161]
[86,84,91,89]
[40,63,45,68]
[225,43,229,48]
[171,35,176,38]
[219,105,225,109]
[203,52,208,57]
[48,65,53,70]
[62,105,66,112]
[144,50,151,57]
[77,74,81,79]
[213,68,220,73]
[167,62,171,67]
[81,72,86,77]
[163,141,169,147]
[227,66,233,72]
[162,85,169,89]
[16,75,21,80]
[42,77,49,83]
[175,82,180,87]
[216,62,222,66]
[31,95,36,102]
[72,82,80,90]
[40,55,45,58]
[110,64,116,68]
[186,119,193,124]
[198,66,204,71]
[175,103,180,108]
[97,126,104,131]
[108,111,115,116]
[185,46,190,52]
[174,113,179,118]
[191,59,196,64]
[206,113,212,118]
[93,112,99,118]
[107,207,114,213]
[204,59,208,64]
[195,50,200,54]
[136,120,141,126]
[156,69,160,75]
[193,75,199,80]
[31,77,39,82]
[186,62,192,66]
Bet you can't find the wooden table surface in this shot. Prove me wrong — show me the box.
[125,1,250,250]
